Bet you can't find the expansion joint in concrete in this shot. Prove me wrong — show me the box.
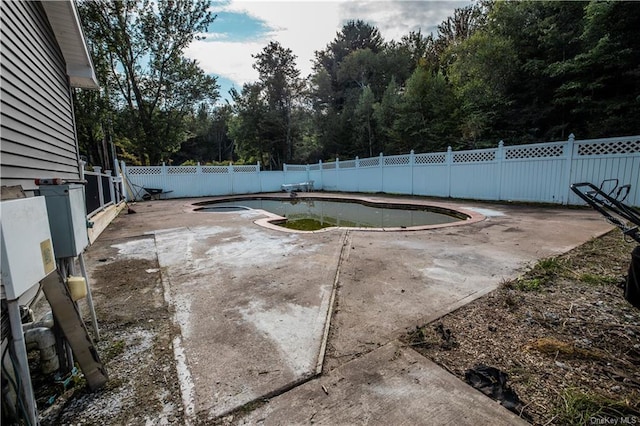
[316,230,352,375]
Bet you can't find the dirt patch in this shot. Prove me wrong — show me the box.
[406,230,640,425]
[40,257,185,425]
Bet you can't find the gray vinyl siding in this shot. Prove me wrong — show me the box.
[0,1,80,191]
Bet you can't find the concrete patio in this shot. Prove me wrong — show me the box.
[83,193,612,424]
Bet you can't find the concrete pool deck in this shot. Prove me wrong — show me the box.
[85,193,612,424]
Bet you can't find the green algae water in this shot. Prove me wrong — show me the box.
[198,198,463,230]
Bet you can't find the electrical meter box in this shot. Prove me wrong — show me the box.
[1,197,57,300]
[39,184,89,258]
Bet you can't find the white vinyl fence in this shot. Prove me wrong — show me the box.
[123,134,640,206]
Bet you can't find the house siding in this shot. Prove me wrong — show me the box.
[0,1,80,191]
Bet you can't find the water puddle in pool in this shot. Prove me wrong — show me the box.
[197,198,463,230]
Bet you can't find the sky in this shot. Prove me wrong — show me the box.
[184,0,472,103]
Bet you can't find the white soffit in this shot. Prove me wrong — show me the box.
[41,0,99,89]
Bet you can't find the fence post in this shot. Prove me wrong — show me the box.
[93,166,104,210]
[563,133,576,205]
[496,141,504,201]
[379,152,384,192]
[319,160,323,190]
[161,162,168,195]
[105,169,114,204]
[410,150,415,195]
[195,162,202,197]
[446,146,453,198]
[283,163,288,186]
[120,161,129,201]
[355,157,360,192]
[229,162,234,195]
[335,158,340,191]
[257,161,262,193]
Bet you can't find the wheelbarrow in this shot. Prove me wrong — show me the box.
[141,187,173,201]
[571,179,640,309]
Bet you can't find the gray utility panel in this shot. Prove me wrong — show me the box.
[39,184,89,258]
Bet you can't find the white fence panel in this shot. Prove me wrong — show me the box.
[320,162,337,191]
[201,166,232,196]
[567,136,640,206]
[449,148,499,200]
[260,171,285,192]
[308,168,323,190]
[282,167,309,187]
[353,167,381,193]
[338,167,359,192]
[413,165,448,197]
[382,169,412,194]
[122,134,640,206]
[501,158,566,203]
[499,142,568,203]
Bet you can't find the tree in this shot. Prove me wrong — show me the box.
[311,21,387,157]
[78,0,219,164]
[549,1,640,137]
[354,85,376,157]
[447,31,518,147]
[228,83,269,166]
[373,77,402,153]
[252,41,303,166]
[394,67,457,152]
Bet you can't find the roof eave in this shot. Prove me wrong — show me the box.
[41,0,100,90]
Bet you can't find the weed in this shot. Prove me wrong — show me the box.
[536,257,564,273]
[579,273,618,286]
[102,340,126,362]
[554,388,640,425]
[515,277,542,291]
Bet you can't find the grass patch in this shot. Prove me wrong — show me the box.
[504,256,566,291]
[579,273,618,286]
[514,277,542,291]
[102,340,126,362]
[555,389,640,425]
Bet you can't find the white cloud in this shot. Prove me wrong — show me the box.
[185,40,264,85]
[185,0,470,88]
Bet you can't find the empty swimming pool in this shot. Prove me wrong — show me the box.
[195,197,469,230]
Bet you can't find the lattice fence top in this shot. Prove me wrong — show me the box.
[384,155,410,166]
[309,164,320,171]
[232,165,258,173]
[127,167,162,175]
[453,150,496,163]
[339,160,356,169]
[286,165,307,171]
[168,166,196,174]
[322,162,336,169]
[577,139,640,156]
[415,153,446,164]
[201,166,229,174]
[505,144,564,160]
[359,157,380,167]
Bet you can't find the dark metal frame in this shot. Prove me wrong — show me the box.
[570,179,640,243]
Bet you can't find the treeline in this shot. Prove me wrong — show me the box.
[76,0,640,169]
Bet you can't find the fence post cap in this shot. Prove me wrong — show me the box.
[498,140,504,147]
[568,133,575,142]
